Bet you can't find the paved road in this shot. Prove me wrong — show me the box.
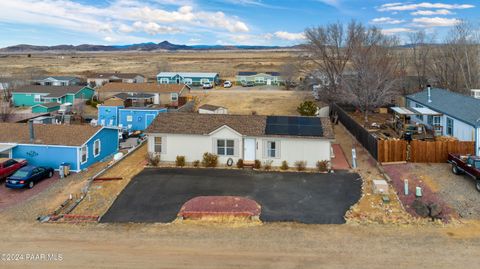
[101,168,362,224]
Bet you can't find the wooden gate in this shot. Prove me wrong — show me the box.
[377,140,408,163]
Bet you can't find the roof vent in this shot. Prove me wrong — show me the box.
[427,85,432,103]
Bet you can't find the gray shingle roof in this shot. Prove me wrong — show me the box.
[407,88,480,126]
[157,72,218,78]
[146,113,334,139]
[13,85,90,98]
[34,76,79,81]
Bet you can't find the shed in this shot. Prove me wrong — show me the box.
[31,102,61,113]
[198,104,228,114]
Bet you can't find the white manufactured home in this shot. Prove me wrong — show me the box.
[406,87,480,155]
[145,113,334,168]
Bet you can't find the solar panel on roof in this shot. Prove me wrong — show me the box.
[265,116,323,137]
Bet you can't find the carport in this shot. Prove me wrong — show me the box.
[0,143,16,158]
[101,168,362,224]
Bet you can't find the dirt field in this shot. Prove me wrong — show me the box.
[0,220,480,269]
[192,89,312,115]
[0,50,298,81]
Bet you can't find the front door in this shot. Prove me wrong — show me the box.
[266,79,272,85]
[244,138,256,161]
[145,114,155,129]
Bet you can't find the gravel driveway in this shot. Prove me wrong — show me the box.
[403,163,480,219]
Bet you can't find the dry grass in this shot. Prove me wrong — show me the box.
[0,50,299,81]
[72,144,147,216]
[192,89,312,115]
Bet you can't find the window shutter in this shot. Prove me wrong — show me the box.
[262,140,267,159]
[162,136,167,154]
[234,139,240,157]
[212,138,218,154]
[276,140,281,158]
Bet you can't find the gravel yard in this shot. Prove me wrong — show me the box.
[407,163,480,219]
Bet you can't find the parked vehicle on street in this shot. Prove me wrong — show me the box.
[223,81,232,88]
[241,81,255,87]
[5,166,54,189]
[448,153,480,191]
[0,158,27,180]
[202,82,213,89]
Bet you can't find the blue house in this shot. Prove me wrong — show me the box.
[0,123,119,172]
[156,72,220,86]
[406,87,480,155]
[98,105,167,131]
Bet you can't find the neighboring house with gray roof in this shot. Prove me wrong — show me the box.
[87,73,145,87]
[406,87,480,155]
[236,71,283,86]
[145,113,334,168]
[32,76,81,86]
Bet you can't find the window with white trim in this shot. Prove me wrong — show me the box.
[217,139,234,156]
[415,104,423,121]
[171,93,178,101]
[159,78,169,84]
[255,77,265,84]
[184,78,192,85]
[34,94,41,103]
[446,117,454,136]
[267,141,278,158]
[154,137,163,153]
[93,139,101,157]
[81,145,88,164]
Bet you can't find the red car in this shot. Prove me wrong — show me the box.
[448,153,480,191]
[0,158,28,180]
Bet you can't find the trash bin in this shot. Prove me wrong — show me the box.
[61,162,71,177]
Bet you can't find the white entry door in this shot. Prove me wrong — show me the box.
[266,79,272,85]
[244,138,256,161]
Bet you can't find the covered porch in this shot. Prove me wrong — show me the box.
[0,143,17,158]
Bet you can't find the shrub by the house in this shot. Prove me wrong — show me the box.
[296,101,317,116]
[316,160,330,172]
[236,159,244,169]
[193,160,200,168]
[176,156,186,167]
[280,161,289,171]
[147,153,160,167]
[295,161,307,171]
[202,152,218,167]
[254,160,261,169]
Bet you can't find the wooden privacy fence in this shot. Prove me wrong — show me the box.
[378,140,408,163]
[409,140,475,163]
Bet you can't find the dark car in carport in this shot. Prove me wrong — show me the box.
[5,166,54,189]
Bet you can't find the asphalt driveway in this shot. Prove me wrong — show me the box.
[101,168,362,224]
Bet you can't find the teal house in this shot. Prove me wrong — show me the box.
[12,85,95,107]
[31,102,61,113]
[156,72,220,86]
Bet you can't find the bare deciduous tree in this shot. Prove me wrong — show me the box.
[409,30,434,90]
[281,62,298,90]
[304,21,362,103]
[342,26,399,123]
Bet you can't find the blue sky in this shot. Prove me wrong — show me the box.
[0,0,478,47]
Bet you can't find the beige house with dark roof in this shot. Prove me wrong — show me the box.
[145,113,334,168]
[97,83,190,107]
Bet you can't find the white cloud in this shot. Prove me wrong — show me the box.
[132,21,181,35]
[412,17,461,27]
[274,31,306,41]
[411,9,452,15]
[378,2,475,12]
[0,0,250,44]
[370,17,405,24]
[382,27,414,35]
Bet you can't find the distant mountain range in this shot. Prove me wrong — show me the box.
[0,41,298,52]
